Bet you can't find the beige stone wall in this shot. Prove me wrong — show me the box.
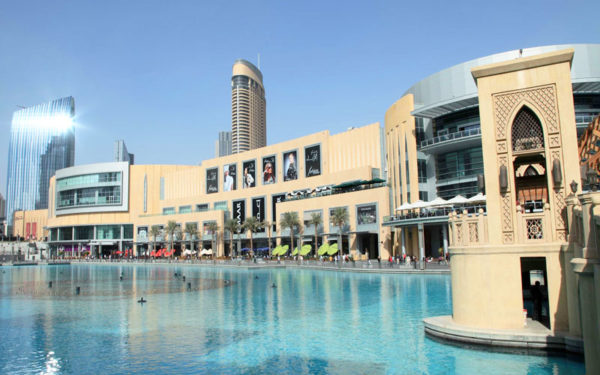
[384,95,420,256]
[451,244,568,330]
[40,123,385,257]
[449,49,581,332]
[277,185,391,258]
[12,209,48,240]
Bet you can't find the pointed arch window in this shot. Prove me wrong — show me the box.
[512,107,544,152]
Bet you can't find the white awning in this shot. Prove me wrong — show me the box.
[426,197,449,207]
[467,193,486,203]
[447,195,468,204]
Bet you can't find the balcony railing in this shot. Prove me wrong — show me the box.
[419,127,481,149]
[385,205,486,223]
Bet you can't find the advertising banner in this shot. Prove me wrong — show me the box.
[223,163,237,191]
[272,194,286,223]
[252,197,265,232]
[357,204,377,225]
[283,150,298,181]
[206,167,218,194]
[233,199,246,226]
[305,144,321,177]
[242,160,256,188]
[262,155,276,184]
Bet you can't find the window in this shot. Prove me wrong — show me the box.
[418,159,427,183]
[214,201,228,211]
[179,205,192,214]
[163,207,175,215]
[512,107,544,152]
[196,204,209,212]
[96,225,120,240]
[123,225,134,239]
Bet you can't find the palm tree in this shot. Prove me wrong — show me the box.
[184,223,199,257]
[206,221,219,257]
[149,225,161,258]
[309,212,322,258]
[280,212,301,258]
[261,220,272,257]
[330,207,349,262]
[243,217,262,258]
[165,220,179,258]
[224,218,240,258]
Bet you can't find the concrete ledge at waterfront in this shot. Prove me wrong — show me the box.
[423,315,583,354]
[13,262,38,266]
[45,260,450,274]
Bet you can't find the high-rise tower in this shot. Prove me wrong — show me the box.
[5,97,75,229]
[231,59,266,153]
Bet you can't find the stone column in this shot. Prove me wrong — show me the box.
[571,258,600,375]
[418,222,425,270]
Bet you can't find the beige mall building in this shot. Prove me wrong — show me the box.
[12,44,600,372]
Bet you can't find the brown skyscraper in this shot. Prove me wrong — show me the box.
[231,59,266,153]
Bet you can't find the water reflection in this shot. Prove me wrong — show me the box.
[0,265,584,375]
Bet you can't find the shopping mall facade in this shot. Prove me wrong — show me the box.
[14,44,600,262]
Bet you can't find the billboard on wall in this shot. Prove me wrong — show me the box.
[357,204,377,225]
[233,200,246,226]
[242,160,256,188]
[262,156,276,184]
[223,164,237,191]
[206,167,218,194]
[252,197,265,232]
[305,144,321,177]
[272,194,286,223]
[283,150,298,181]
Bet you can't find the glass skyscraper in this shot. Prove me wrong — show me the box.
[6,96,75,228]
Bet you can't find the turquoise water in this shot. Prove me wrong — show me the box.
[0,264,584,374]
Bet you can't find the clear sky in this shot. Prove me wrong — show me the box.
[1,0,598,197]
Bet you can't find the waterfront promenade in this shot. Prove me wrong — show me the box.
[1,257,450,274]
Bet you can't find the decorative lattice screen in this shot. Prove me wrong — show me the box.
[512,107,544,152]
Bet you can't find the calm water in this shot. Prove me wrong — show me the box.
[0,264,584,374]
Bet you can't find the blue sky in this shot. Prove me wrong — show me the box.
[1,0,598,197]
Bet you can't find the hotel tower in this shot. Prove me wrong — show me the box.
[5,96,75,229]
[231,59,266,153]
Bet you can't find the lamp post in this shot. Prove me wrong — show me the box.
[570,180,578,195]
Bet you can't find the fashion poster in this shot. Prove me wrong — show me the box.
[242,160,256,188]
[262,156,276,184]
[305,144,321,177]
[223,164,236,191]
[206,167,218,194]
[283,151,298,181]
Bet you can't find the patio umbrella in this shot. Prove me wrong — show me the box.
[467,193,486,203]
[317,243,329,256]
[427,197,449,207]
[396,202,413,210]
[272,245,281,256]
[300,244,312,256]
[447,195,468,205]
[410,200,428,209]
[327,243,339,256]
